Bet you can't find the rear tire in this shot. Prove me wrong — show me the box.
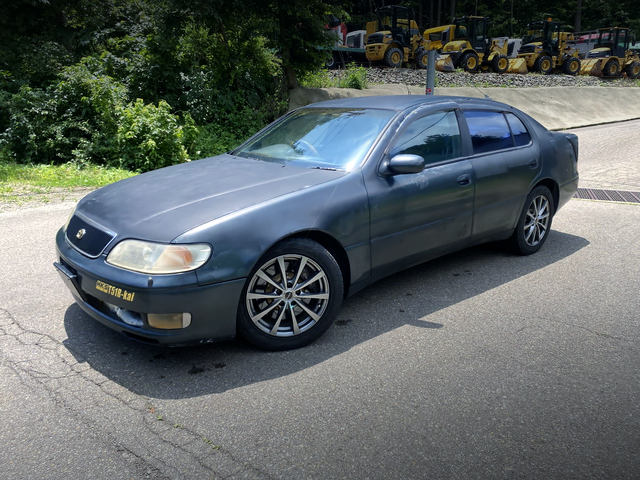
[237,238,343,350]
[509,186,554,256]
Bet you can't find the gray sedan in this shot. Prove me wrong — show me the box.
[55,95,579,350]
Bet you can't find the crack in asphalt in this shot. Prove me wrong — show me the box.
[0,307,274,479]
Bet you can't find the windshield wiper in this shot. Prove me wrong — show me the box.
[310,166,343,172]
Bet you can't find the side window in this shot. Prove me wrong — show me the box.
[465,110,514,154]
[505,112,531,147]
[390,110,462,165]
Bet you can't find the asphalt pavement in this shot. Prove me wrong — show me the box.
[1,119,639,479]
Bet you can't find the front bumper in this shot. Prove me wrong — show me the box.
[55,228,245,346]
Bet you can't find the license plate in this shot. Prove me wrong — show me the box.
[54,262,88,302]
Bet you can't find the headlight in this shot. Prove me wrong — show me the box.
[107,240,211,274]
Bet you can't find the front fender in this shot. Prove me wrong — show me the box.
[177,173,371,288]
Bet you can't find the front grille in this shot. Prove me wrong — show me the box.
[66,215,115,258]
[367,33,384,45]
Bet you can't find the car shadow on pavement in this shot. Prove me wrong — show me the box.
[62,230,589,399]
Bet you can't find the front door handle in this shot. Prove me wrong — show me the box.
[457,174,471,186]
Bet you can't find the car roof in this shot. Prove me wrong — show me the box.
[304,95,513,113]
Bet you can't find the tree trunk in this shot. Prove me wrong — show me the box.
[574,0,583,33]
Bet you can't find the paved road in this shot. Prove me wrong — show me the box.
[1,120,639,479]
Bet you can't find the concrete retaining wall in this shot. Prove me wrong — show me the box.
[289,84,640,131]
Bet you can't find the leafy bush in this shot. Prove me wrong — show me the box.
[337,65,368,89]
[300,64,368,90]
[116,99,197,172]
[2,58,197,171]
[300,69,336,88]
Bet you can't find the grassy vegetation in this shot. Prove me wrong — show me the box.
[300,64,369,89]
[0,158,136,204]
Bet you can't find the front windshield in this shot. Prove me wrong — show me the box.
[233,108,395,171]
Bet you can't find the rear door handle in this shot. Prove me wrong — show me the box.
[528,159,538,168]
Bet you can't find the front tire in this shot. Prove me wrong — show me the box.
[509,186,554,255]
[385,47,403,68]
[415,49,428,69]
[459,52,479,73]
[490,54,509,74]
[625,61,640,79]
[534,55,553,75]
[603,59,620,77]
[562,57,581,76]
[237,238,344,350]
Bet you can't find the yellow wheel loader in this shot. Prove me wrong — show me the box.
[517,19,581,75]
[422,24,456,52]
[365,5,429,69]
[580,27,640,78]
[435,17,526,74]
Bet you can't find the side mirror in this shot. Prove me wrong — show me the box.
[384,154,426,175]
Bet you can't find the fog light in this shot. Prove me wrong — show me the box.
[147,313,192,329]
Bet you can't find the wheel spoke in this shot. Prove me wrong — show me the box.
[269,305,287,335]
[251,299,283,323]
[295,270,327,292]
[246,291,281,301]
[255,269,283,292]
[297,292,330,301]
[291,256,308,289]
[289,303,301,335]
[295,300,321,322]
[276,256,288,286]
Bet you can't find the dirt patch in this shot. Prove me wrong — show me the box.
[0,185,94,213]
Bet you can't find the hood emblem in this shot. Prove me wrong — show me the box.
[76,229,87,240]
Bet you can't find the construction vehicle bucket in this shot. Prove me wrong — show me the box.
[580,58,605,76]
[435,55,456,72]
[507,58,528,74]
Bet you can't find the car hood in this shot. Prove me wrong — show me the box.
[74,154,346,243]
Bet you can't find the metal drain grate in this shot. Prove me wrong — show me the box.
[574,188,640,204]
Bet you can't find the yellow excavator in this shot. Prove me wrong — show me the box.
[517,19,581,75]
[580,27,640,77]
[435,17,527,73]
[365,5,429,68]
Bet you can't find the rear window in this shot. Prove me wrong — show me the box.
[505,112,531,147]
[465,110,531,154]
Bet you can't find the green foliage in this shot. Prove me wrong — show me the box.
[300,69,336,88]
[2,59,127,165]
[115,99,195,172]
[2,58,195,172]
[300,64,368,89]
[339,65,368,89]
[0,161,135,188]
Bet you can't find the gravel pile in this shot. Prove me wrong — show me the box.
[329,67,638,88]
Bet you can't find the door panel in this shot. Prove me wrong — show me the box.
[367,160,475,279]
[464,110,541,241]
